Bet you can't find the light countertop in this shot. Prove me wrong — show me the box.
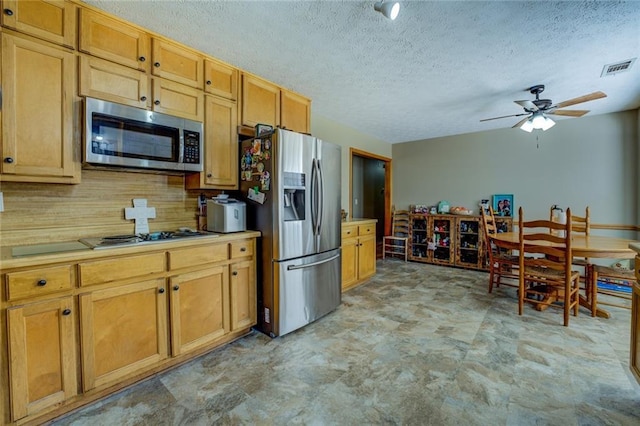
[629,242,640,255]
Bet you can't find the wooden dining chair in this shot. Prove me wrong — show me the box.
[382,206,410,261]
[518,207,581,326]
[481,206,519,293]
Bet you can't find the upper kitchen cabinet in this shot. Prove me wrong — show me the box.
[185,95,238,190]
[79,8,150,72]
[1,32,80,184]
[152,77,204,122]
[204,58,238,100]
[281,89,311,134]
[0,0,75,48]
[79,54,150,109]
[151,38,203,88]
[241,73,280,128]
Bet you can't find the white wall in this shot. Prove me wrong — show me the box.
[392,110,639,236]
[311,114,392,212]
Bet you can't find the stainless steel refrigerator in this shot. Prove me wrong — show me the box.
[239,129,341,337]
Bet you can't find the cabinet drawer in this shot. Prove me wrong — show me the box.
[358,224,376,236]
[230,240,253,259]
[168,243,228,270]
[342,224,357,239]
[79,253,165,286]
[6,265,73,300]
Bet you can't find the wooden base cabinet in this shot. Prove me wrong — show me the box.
[409,214,511,271]
[631,257,640,384]
[169,267,229,356]
[230,259,257,331]
[341,220,377,292]
[79,279,168,391]
[7,297,77,421]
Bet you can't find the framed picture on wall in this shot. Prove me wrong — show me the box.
[492,194,513,217]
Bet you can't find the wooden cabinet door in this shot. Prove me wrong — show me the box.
[79,279,168,391]
[1,0,75,48]
[169,266,229,356]
[152,77,204,122]
[151,38,203,88]
[204,58,238,100]
[281,89,310,134]
[79,55,150,109]
[230,260,256,332]
[78,8,150,71]
[631,278,640,385]
[7,297,77,421]
[241,74,280,128]
[341,237,358,291]
[1,33,79,183]
[186,95,238,189]
[358,234,377,281]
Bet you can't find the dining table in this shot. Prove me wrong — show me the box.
[490,232,637,318]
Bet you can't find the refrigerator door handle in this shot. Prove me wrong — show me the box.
[286,253,341,271]
[316,159,324,237]
[311,158,321,237]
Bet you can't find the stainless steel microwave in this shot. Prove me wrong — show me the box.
[84,97,203,172]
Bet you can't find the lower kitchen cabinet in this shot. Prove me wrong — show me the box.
[631,258,640,385]
[7,297,77,421]
[79,278,168,391]
[230,259,256,331]
[341,220,377,292]
[169,266,229,356]
[0,233,259,425]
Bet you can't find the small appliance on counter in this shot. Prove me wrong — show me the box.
[207,197,246,233]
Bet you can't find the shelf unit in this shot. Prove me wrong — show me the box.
[409,213,512,271]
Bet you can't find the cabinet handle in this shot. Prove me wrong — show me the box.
[158,288,165,293]
[173,285,180,291]
[139,56,146,62]
[4,157,14,164]
[240,247,247,252]
[206,80,212,85]
[154,100,160,105]
[37,279,47,286]
[62,309,71,316]
[206,173,212,178]
[154,62,160,68]
[140,96,147,101]
[3,8,13,16]
[232,271,238,276]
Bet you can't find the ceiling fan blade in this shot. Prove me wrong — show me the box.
[480,112,529,122]
[514,100,538,111]
[512,117,530,129]
[553,91,606,108]
[547,109,589,117]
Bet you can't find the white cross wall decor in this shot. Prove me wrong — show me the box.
[124,198,156,234]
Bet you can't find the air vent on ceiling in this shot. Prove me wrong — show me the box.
[600,58,636,77]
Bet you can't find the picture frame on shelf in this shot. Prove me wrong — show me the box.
[492,194,513,217]
[255,123,273,136]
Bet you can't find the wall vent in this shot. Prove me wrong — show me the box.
[600,58,636,77]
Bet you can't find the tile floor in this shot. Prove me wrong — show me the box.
[53,260,640,425]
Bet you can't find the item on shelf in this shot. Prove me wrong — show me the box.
[450,206,473,215]
[411,204,429,214]
[438,200,450,214]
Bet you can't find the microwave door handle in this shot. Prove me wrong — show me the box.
[178,130,185,163]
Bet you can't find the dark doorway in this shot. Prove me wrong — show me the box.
[350,149,392,253]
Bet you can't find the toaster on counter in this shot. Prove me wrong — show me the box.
[207,199,246,233]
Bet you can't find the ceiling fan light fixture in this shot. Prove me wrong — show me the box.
[520,112,555,132]
[374,1,400,20]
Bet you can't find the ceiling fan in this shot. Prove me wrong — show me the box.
[480,85,607,132]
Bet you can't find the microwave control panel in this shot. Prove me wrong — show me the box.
[183,131,201,164]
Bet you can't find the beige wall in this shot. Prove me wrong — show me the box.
[392,110,639,236]
[311,114,392,212]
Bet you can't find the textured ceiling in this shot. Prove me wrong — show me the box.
[84,0,640,144]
